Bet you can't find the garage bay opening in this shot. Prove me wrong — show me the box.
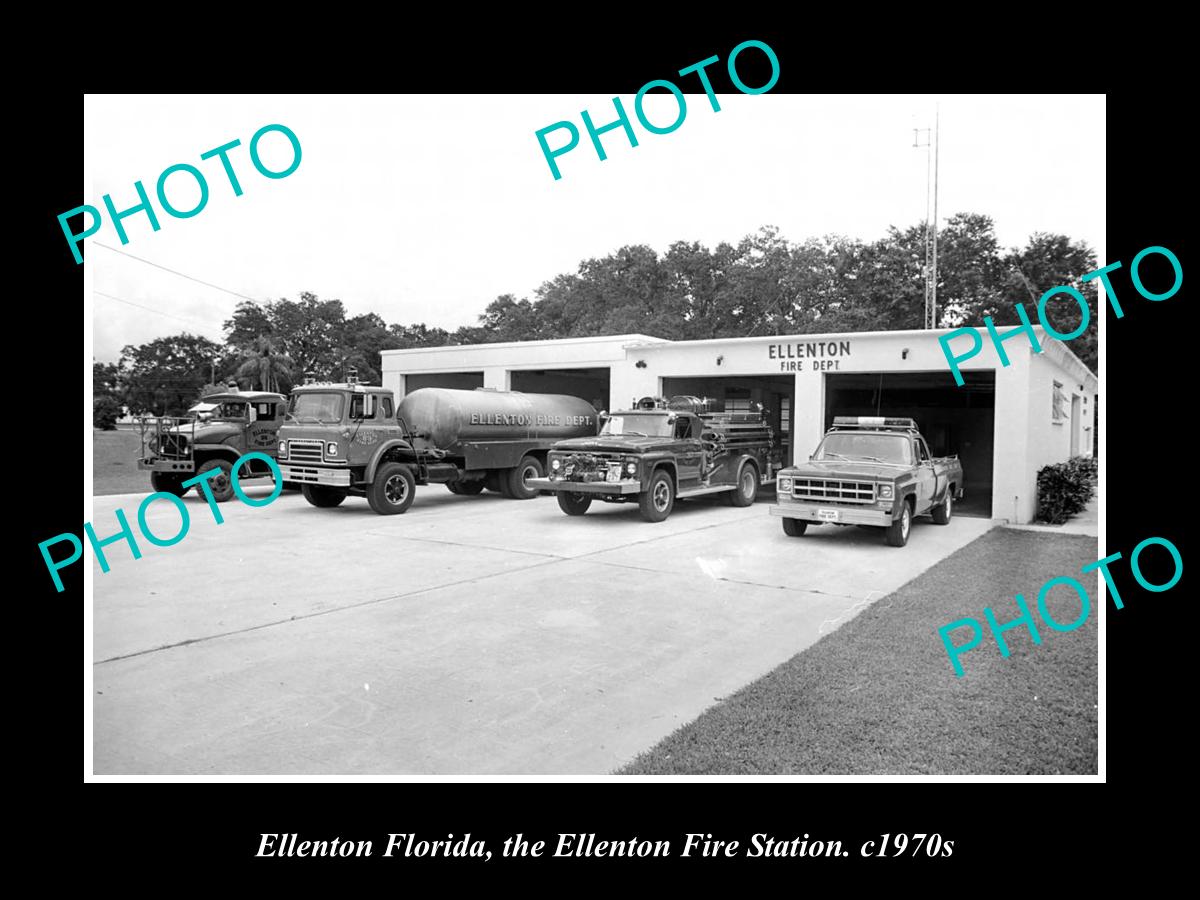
[510,367,610,412]
[662,374,796,466]
[823,371,995,517]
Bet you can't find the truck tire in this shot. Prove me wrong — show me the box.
[931,490,953,525]
[506,455,544,500]
[302,484,348,508]
[782,517,807,537]
[446,482,462,494]
[150,471,189,497]
[885,501,913,547]
[458,480,486,495]
[485,472,503,493]
[557,490,592,516]
[196,458,235,502]
[728,461,759,507]
[639,469,675,523]
[367,463,416,515]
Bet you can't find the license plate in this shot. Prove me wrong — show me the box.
[606,466,621,483]
[818,508,839,522]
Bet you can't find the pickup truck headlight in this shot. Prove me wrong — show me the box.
[877,484,894,500]
[551,458,561,470]
[278,440,287,458]
[326,442,339,457]
[778,475,793,493]
[625,460,637,475]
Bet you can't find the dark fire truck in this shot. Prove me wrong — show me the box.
[533,396,779,522]
[137,390,288,501]
[277,383,598,514]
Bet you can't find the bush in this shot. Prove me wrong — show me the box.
[1036,455,1097,524]
[93,395,122,431]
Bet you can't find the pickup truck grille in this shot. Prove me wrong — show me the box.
[792,478,875,504]
[287,439,324,463]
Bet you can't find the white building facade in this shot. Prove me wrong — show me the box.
[382,328,1097,524]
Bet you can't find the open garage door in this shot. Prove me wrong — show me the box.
[662,374,796,465]
[405,372,484,393]
[511,367,610,412]
[824,371,994,517]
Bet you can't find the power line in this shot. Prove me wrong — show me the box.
[94,290,224,334]
[93,242,264,305]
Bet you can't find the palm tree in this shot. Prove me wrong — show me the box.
[236,335,296,393]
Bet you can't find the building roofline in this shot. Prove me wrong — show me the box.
[381,333,670,356]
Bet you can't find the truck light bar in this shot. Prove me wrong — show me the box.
[832,416,918,431]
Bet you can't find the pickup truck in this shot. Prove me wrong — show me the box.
[769,416,963,547]
[532,395,779,522]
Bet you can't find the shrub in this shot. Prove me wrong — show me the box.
[1035,455,1096,524]
[93,395,122,431]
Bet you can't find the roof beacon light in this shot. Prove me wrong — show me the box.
[832,416,919,431]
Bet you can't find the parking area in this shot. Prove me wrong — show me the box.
[92,486,993,774]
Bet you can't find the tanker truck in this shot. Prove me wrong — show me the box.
[277,381,598,515]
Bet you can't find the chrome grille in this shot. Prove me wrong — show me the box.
[288,439,324,463]
[793,478,875,504]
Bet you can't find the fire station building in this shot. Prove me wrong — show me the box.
[381,328,1097,524]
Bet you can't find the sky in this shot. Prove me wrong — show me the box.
[84,94,1105,361]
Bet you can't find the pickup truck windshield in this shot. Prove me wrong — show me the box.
[287,392,345,424]
[817,433,913,465]
[601,414,673,438]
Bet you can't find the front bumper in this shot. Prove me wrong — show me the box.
[769,502,892,526]
[529,476,642,495]
[279,464,351,487]
[138,457,193,473]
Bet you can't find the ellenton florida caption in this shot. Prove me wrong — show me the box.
[255,832,886,859]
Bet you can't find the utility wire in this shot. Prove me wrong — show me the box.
[94,290,224,334]
[93,242,263,305]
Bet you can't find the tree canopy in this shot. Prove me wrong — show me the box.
[103,212,1098,417]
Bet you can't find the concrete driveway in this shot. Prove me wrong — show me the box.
[91,486,993,774]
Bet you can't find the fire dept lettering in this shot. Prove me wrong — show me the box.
[768,340,851,372]
[468,413,592,426]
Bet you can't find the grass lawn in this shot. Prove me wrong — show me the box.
[620,528,1098,775]
[93,427,151,496]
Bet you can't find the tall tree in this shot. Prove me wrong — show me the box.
[235,335,296,393]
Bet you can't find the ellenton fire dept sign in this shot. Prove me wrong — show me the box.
[768,340,852,372]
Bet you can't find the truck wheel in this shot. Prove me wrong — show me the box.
[368,463,416,515]
[639,470,675,523]
[150,471,189,497]
[557,491,592,516]
[885,501,913,547]
[458,480,486,495]
[728,462,759,507]
[196,458,235,502]
[782,517,807,537]
[506,455,544,500]
[302,484,348,508]
[931,490,953,525]
[446,482,462,494]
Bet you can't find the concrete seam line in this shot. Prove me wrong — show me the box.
[94,557,568,666]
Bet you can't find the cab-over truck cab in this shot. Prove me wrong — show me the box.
[276,381,409,513]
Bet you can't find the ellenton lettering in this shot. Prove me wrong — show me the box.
[468,413,592,426]
[768,340,851,359]
[257,833,373,858]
